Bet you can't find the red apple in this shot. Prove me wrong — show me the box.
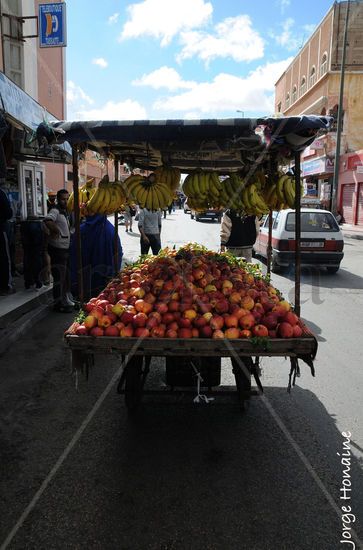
[224,327,240,339]
[134,327,150,338]
[200,325,213,338]
[240,329,252,338]
[168,300,180,312]
[104,325,120,337]
[179,318,192,329]
[165,328,178,338]
[90,326,104,337]
[241,296,255,311]
[239,313,255,330]
[162,312,175,325]
[224,315,239,328]
[284,311,299,326]
[194,316,207,328]
[215,299,229,314]
[120,324,134,337]
[98,315,112,328]
[105,312,117,323]
[120,311,135,324]
[292,324,303,337]
[277,322,294,338]
[155,302,168,314]
[252,324,269,337]
[151,325,166,338]
[210,315,224,330]
[261,313,279,330]
[132,312,148,327]
[75,325,88,336]
[135,299,153,314]
[212,329,225,339]
[90,306,104,319]
[84,315,97,329]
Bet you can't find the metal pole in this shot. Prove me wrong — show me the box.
[114,157,119,275]
[294,152,301,317]
[331,0,350,215]
[72,145,84,304]
[267,210,273,275]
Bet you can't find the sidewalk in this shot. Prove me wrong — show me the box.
[341,223,363,240]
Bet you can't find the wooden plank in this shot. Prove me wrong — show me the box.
[64,335,317,357]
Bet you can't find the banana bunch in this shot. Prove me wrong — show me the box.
[154,166,181,191]
[263,173,298,210]
[124,173,172,210]
[182,171,224,208]
[86,175,127,216]
[67,177,96,213]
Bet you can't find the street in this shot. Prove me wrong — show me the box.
[1,208,363,550]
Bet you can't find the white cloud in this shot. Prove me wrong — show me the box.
[276,0,290,14]
[67,81,94,106]
[119,0,212,46]
[108,12,119,24]
[92,57,108,69]
[75,99,147,121]
[177,15,264,64]
[271,18,305,51]
[152,59,292,116]
[133,66,195,91]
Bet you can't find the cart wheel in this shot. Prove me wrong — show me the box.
[124,357,144,412]
[231,357,252,413]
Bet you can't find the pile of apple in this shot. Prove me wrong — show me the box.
[72,245,304,340]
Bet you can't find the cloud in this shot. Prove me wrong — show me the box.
[177,15,264,64]
[74,99,147,121]
[133,66,195,91]
[152,59,292,116]
[108,12,119,24]
[92,57,108,69]
[276,0,290,14]
[67,81,94,106]
[119,0,212,46]
[271,18,305,51]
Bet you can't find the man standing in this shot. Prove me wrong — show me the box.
[220,209,259,262]
[138,208,162,255]
[44,189,73,312]
[0,185,14,295]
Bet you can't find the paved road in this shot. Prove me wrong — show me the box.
[1,209,363,549]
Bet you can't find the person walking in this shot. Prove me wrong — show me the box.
[220,209,259,262]
[20,215,46,290]
[138,208,162,255]
[0,186,15,295]
[44,189,74,312]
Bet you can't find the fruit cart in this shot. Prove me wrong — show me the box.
[47,116,328,411]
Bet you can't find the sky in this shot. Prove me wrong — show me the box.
[65,0,334,121]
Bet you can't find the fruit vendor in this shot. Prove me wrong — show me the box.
[138,208,162,255]
[220,209,259,262]
[70,214,123,300]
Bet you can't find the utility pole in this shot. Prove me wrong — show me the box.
[331,0,350,214]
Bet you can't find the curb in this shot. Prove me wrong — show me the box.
[0,303,51,356]
[342,232,363,241]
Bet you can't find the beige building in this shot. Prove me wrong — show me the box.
[275,1,363,225]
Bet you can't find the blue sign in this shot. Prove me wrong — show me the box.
[39,3,67,48]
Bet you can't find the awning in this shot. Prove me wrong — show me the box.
[48,115,331,172]
[0,71,71,163]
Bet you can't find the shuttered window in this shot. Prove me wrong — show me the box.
[342,184,355,224]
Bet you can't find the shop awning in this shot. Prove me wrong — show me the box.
[0,71,71,163]
[48,115,331,172]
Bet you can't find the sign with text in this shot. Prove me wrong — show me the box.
[302,156,334,176]
[39,3,67,48]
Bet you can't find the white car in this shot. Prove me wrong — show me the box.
[253,208,344,273]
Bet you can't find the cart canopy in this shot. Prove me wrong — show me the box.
[47,116,331,172]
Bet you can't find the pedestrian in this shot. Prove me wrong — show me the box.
[0,185,15,295]
[124,204,136,232]
[20,216,45,290]
[44,189,74,312]
[138,208,162,255]
[47,192,57,212]
[168,202,173,215]
[220,209,259,262]
[70,214,123,300]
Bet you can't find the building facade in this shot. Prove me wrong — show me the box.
[275,1,363,225]
[0,0,67,221]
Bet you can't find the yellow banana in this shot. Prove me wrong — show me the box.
[276,174,289,203]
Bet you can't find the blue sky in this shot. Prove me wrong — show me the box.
[65,0,334,121]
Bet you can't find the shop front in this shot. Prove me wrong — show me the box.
[338,151,363,226]
[0,71,71,270]
[301,155,335,210]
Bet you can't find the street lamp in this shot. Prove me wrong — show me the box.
[236,110,244,117]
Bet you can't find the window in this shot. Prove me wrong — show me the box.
[320,53,328,76]
[321,107,326,116]
[277,102,282,113]
[309,66,316,87]
[285,93,290,109]
[300,76,306,95]
[292,86,297,103]
[285,212,339,232]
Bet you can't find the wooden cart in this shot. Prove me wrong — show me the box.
[65,331,317,412]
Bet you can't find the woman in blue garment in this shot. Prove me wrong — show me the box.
[70,214,123,300]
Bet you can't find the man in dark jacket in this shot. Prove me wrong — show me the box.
[0,186,14,295]
[220,209,259,262]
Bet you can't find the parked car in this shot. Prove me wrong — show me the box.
[184,201,191,213]
[190,208,223,222]
[253,208,344,273]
